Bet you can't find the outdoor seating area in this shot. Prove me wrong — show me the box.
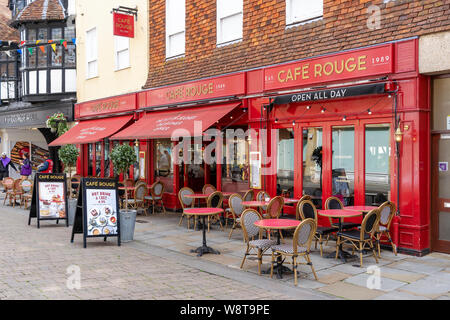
[0,178,34,209]
[164,184,399,286]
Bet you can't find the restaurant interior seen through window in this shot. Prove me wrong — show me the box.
[222,128,249,193]
[303,127,322,207]
[154,139,174,193]
[332,126,355,206]
[277,128,294,197]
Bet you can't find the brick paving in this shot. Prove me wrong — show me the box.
[0,199,449,300]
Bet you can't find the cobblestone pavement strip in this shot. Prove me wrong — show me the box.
[0,203,331,300]
[1,201,449,300]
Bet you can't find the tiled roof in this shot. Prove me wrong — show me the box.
[15,0,65,23]
[0,15,19,41]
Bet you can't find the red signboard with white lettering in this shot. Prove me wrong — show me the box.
[264,44,394,91]
[75,93,137,119]
[145,73,246,108]
[113,12,134,38]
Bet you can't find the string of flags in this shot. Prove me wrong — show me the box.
[0,38,76,56]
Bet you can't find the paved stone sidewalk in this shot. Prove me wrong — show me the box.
[1,201,449,300]
[0,202,330,300]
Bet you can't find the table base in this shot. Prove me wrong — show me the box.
[190,246,220,257]
[262,263,293,279]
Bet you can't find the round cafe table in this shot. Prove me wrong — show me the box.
[345,205,378,213]
[242,200,271,208]
[184,193,209,207]
[254,219,300,279]
[317,209,362,262]
[184,208,224,257]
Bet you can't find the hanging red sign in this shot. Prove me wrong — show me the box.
[113,12,135,38]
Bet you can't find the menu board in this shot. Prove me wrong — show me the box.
[71,177,120,248]
[28,173,69,228]
[249,151,262,189]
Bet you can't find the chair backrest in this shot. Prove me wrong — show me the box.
[293,218,317,254]
[152,181,164,197]
[228,193,244,218]
[266,196,284,219]
[296,200,317,222]
[20,179,33,193]
[2,177,14,191]
[299,195,312,202]
[178,187,194,209]
[134,184,147,200]
[118,182,125,197]
[256,191,270,202]
[378,201,396,228]
[135,180,146,188]
[13,179,22,191]
[325,196,344,225]
[202,184,216,195]
[240,208,263,242]
[207,191,223,208]
[360,208,381,240]
[124,179,134,188]
[243,189,254,201]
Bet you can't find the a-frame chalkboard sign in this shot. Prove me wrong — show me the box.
[71,177,121,248]
[28,173,69,228]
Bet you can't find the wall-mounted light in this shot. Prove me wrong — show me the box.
[321,108,326,113]
[242,108,248,113]
[306,105,311,110]
[275,118,278,123]
[367,109,372,115]
[134,139,139,147]
[342,116,347,122]
[395,124,409,142]
[292,120,296,126]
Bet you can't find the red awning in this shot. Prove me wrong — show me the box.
[110,102,241,140]
[49,115,133,146]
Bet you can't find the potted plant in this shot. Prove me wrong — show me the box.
[46,113,68,136]
[110,144,137,242]
[311,146,323,191]
[58,144,79,225]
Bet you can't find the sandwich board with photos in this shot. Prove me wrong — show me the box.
[28,173,69,228]
[71,177,121,248]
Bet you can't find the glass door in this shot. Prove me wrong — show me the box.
[432,133,450,253]
[302,127,323,207]
[332,126,355,206]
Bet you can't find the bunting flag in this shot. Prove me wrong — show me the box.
[36,40,41,45]
[14,38,77,57]
[20,41,26,46]
[39,46,46,53]
[50,43,57,52]
[5,51,11,57]
[16,49,22,54]
[28,47,34,55]
[72,38,76,45]
[0,40,2,46]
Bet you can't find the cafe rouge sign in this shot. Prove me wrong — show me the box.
[113,12,134,38]
[75,93,136,119]
[145,73,246,108]
[264,44,394,91]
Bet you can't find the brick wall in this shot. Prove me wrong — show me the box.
[145,0,450,89]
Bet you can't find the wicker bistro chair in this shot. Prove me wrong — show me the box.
[375,201,398,257]
[297,200,338,257]
[70,175,81,198]
[202,184,216,195]
[178,187,196,229]
[240,209,277,275]
[145,181,166,214]
[226,193,245,239]
[243,189,255,202]
[256,191,270,212]
[21,181,34,209]
[263,196,285,241]
[298,195,312,203]
[270,218,319,286]
[336,208,381,267]
[5,179,24,207]
[206,191,224,232]
[126,184,147,213]
[325,196,360,230]
[2,177,15,204]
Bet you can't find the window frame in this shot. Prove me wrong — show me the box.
[216,0,243,46]
[85,27,98,79]
[114,36,130,71]
[286,0,323,27]
[165,0,186,59]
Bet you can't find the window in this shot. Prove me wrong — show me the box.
[217,0,243,45]
[277,128,294,197]
[86,28,98,78]
[222,129,249,192]
[154,139,174,193]
[286,0,323,25]
[114,36,129,70]
[166,0,185,58]
[332,126,355,206]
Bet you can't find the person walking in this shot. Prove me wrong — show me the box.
[0,152,18,180]
[20,152,32,180]
[37,155,54,174]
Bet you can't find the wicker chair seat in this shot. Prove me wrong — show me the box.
[337,230,371,241]
[249,239,276,250]
[332,222,360,230]
[316,226,337,235]
[271,244,307,254]
[379,226,388,231]
[144,195,162,200]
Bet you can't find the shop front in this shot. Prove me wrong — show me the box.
[244,38,430,255]
[49,93,138,179]
[111,73,249,209]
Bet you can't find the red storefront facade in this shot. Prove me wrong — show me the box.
[57,38,431,255]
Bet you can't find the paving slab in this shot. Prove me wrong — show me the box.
[376,266,427,283]
[389,260,445,275]
[374,291,432,300]
[318,282,384,300]
[399,276,450,299]
[344,273,407,292]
